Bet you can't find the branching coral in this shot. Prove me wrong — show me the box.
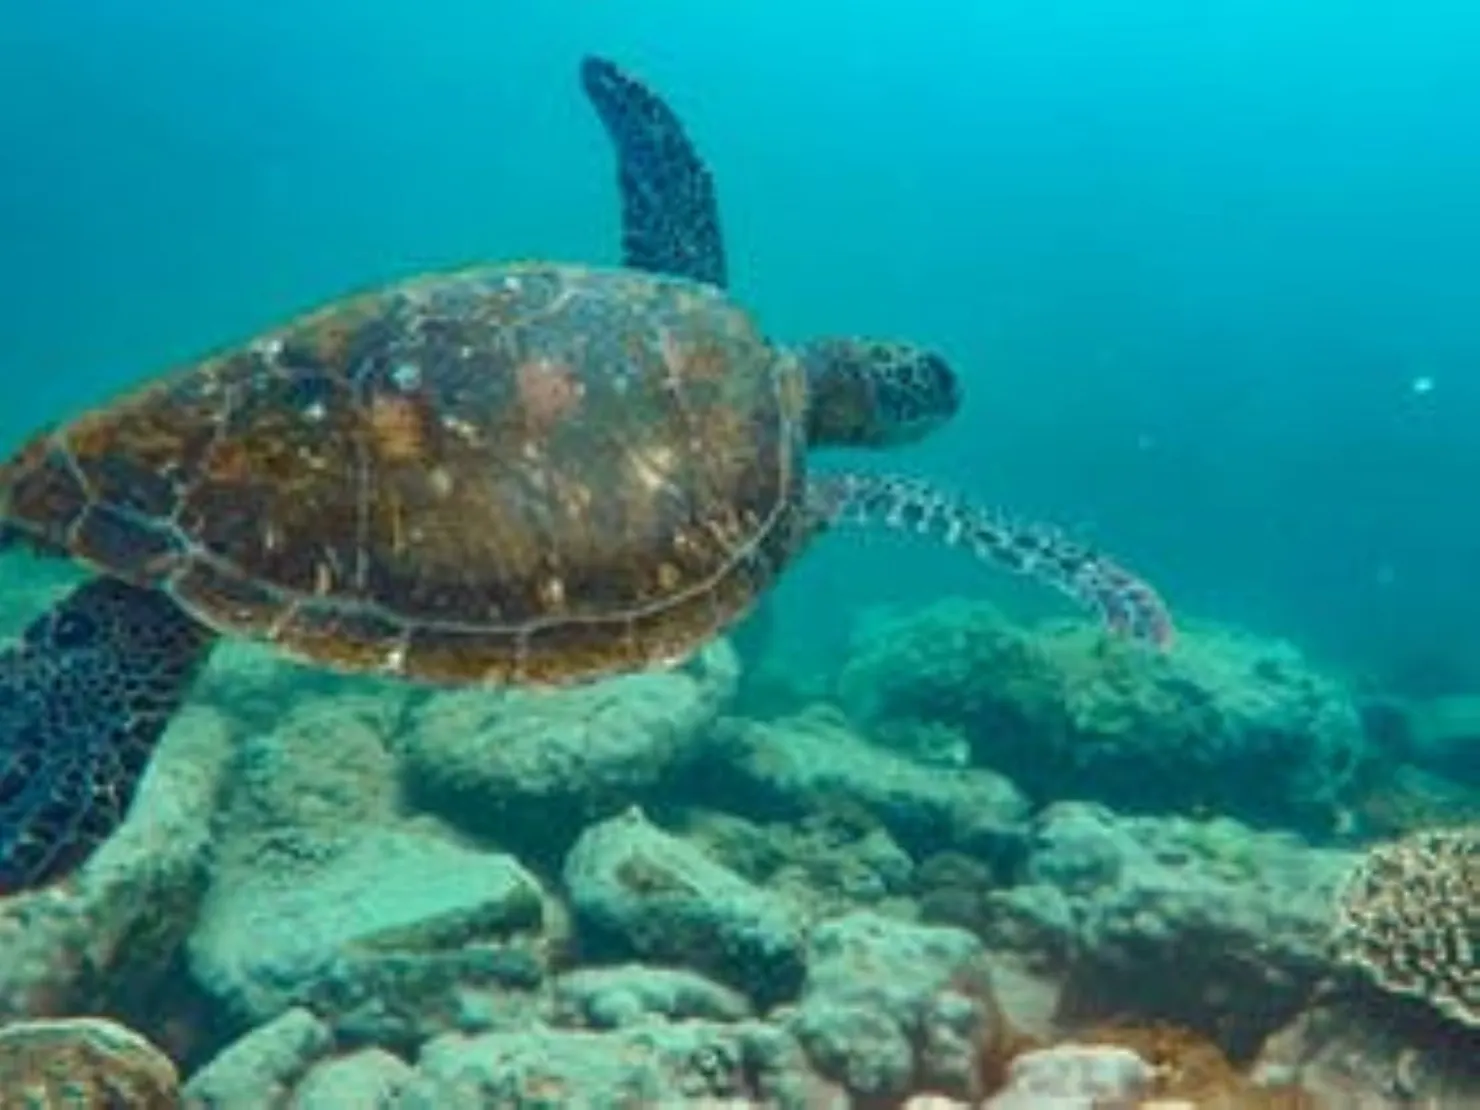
[1331,824,1480,1028]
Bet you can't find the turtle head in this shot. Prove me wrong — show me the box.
[797,337,961,450]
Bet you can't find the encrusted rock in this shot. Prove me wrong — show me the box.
[397,1021,840,1110]
[785,911,1007,1103]
[0,1016,179,1109]
[563,807,807,1006]
[839,600,1368,831]
[219,692,405,845]
[1347,762,1480,840]
[986,802,1353,1054]
[290,1047,415,1109]
[699,707,1028,857]
[685,809,917,920]
[549,965,751,1029]
[1256,989,1480,1108]
[400,641,737,858]
[184,1007,333,1109]
[190,829,549,1039]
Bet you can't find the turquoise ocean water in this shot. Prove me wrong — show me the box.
[5,5,1480,1101]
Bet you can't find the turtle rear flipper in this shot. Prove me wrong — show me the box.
[0,578,215,893]
[581,54,728,288]
[807,472,1174,647]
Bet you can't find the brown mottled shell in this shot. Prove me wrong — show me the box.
[0,263,812,684]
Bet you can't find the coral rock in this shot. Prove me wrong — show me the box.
[986,803,1353,1055]
[0,1017,179,1109]
[549,964,752,1029]
[184,1007,332,1108]
[700,707,1029,857]
[290,1047,415,1109]
[786,911,1008,1102]
[400,642,737,857]
[190,829,548,1038]
[1257,990,1480,1108]
[563,807,808,1007]
[398,1021,840,1110]
[839,601,1367,832]
[685,809,917,920]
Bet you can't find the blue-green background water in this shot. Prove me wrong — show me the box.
[2,1,1478,687]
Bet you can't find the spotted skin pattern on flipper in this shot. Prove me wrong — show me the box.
[0,578,215,892]
[581,55,727,288]
[809,472,1174,647]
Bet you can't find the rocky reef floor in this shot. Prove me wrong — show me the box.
[1,568,1477,1108]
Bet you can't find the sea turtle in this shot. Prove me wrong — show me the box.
[0,117,1173,908]
[580,54,962,450]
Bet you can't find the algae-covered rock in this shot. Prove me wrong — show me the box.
[0,1016,179,1109]
[398,1021,841,1110]
[698,706,1029,857]
[841,600,1368,831]
[1400,693,1480,781]
[291,1047,415,1109]
[221,692,405,842]
[190,828,549,1039]
[399,640,738,858]
[684,809,917,920]
[1347,762,1480,839]
[1256,990,1480,1108]
[184,1007,333,1109]
[549,964,752,1029]
[986,802,1355,1055]
[785,912,1008,1103]
[563,807,807,1006]
[194,639,389,731]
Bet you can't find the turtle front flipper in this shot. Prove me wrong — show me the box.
[806,472,1174,647]
[581,54,728,288]
[797,338,962,449]
[0,578,216,893]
